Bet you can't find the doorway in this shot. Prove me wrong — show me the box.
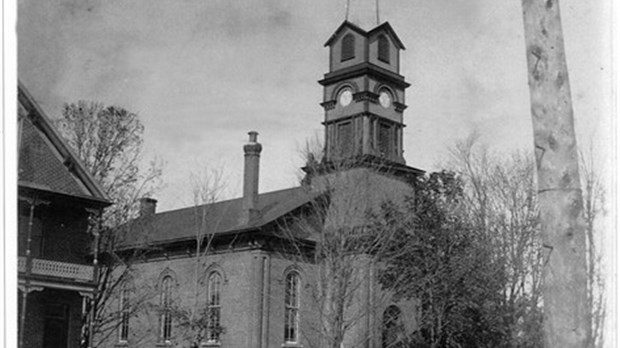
[43,303,69,348]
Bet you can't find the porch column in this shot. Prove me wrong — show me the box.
[84,208,104,348]
[18,196,49,348]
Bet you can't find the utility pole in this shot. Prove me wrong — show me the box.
[520,0,589,347]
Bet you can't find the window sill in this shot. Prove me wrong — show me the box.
[155,342,173,347]
[282,343,303,348]
[114,342,128,347]
[201,342,221,348]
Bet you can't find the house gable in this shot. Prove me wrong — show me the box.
[18,82,110,206]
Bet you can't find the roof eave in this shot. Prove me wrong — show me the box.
[18,81,111,204]
[367,22,406,50]
[324,20,368,47]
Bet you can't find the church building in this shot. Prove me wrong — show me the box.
[104,18,424,348]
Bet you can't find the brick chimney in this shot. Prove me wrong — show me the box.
[240,131,262,224]
[139,197,157,217]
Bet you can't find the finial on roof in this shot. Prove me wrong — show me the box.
[345,0,380,30]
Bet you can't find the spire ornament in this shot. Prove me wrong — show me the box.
[345,0,380,30]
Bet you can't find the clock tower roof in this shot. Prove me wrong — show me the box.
[324,21,406,50]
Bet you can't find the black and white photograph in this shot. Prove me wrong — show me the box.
[6,0,616,347]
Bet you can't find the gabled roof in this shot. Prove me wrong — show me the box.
[117,186,323,249]
[367,22,406,50]
[18,81,111,206]
[324,20,367,47]
[324,20,406,50]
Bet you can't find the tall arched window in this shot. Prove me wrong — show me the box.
[341,34,355,61]
[206,272,222,343]
[382,305,402,348]
[284,272,300,343]
[118,283,130,343]
[160,276,173,342]
[378,34,390,63]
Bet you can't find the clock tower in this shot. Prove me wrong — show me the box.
[318,20,413,170]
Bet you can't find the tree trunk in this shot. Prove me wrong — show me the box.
[520,0,588,347]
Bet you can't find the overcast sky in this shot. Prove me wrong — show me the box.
[17,0,612,213]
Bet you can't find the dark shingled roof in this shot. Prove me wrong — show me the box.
[18,82,110,206]
[118,186,322,249]
[19,117,87,197]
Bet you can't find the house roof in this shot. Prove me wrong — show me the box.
[18,81,111,206]
[117,186,322,249]
[324,21,406,50]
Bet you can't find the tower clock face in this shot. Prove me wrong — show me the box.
[339,89,353,106]
[379,91,392,108]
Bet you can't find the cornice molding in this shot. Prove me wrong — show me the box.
[302,155,425,179]
[319,62,410,89]
[320,100,336,111]
[393,101,407,113]
[353,91,378,103]
[322,112,405,126]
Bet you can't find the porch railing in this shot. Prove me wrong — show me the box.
[18,256,94,282]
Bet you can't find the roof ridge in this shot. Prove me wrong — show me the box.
[155,185,308,216]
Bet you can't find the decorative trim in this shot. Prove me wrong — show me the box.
[18,285,44,293]
[156,267,179,288]
[18,278,95,293]
[18,256,94,282]
[17,195,50,206]
[332,81,360,99]
[319,62,410,89]
[374,85,400,109]
[323,112,402,126]
[353,91,378,103]
[320,100,336,111]
[78,291,94,298]
[393,102,407,113]
[201,263,228,285]
[282,264,304,281]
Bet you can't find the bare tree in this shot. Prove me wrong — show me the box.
[280,158,416,348]
[579,146,606,348]
[164,166,227,347]
[447,134,544,347]
[55,100,163,347]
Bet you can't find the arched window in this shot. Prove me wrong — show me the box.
[337,120,354,158]
[206,272,222,343]
[382,305,402,348]
[341,34,355,61]
[284,272,300,343]
[378,34,390,63]
[160,276,173,342]
[377,121,393,157]
[118,283,130,343]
